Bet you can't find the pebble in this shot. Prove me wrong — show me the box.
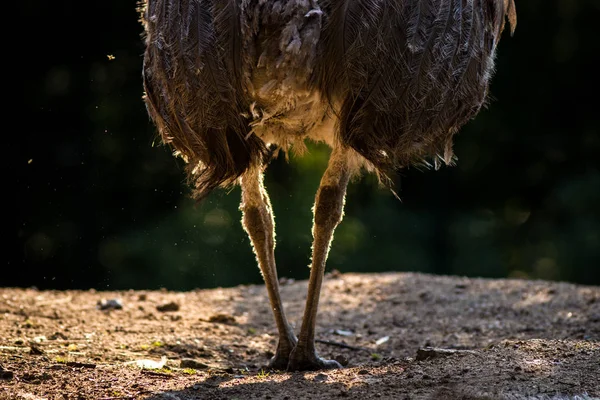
[157,302,180,312]
[208,313,236,324]
[180,358,209,370]
[0,366,13,380]
[313,373,328,382]
[97,299,123,310]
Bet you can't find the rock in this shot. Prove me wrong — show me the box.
[65,361,96,369]
[333,329,353,336]
[334,354,349,367]
[313,373,328,382]
[156,301,180,312]
[49,332,68,340]
[180,358,209,370]
[97,298,123,310]
[29,344,44,355]
[279,277,295,285]
[208,313,236,324]
[0,365,13,380]
[375,336,390,345]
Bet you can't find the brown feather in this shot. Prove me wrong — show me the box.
[141,0,517,198]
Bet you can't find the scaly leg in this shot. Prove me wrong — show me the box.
[240,167,297,369]
[288,148,351,371]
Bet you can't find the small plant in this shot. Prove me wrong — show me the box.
[182,368,197,375]
[256,369,270,379]
[247,327,257,335]
[152,340,164,347]
[67,344,78,351]
[55,356,68,363]
[370,353,382,361]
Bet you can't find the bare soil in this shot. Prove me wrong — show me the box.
[1,272,599,399]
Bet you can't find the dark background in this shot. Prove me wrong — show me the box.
[9,0,599,291]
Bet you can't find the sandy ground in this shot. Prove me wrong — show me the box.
[1,272,599,399]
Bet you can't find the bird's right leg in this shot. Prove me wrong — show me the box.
[240,167,297,370]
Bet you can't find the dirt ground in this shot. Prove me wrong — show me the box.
[1,272,599,400]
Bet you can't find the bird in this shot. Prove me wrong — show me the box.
[141,0,516,371]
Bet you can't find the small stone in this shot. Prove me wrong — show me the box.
[29,344,44,355]
[334,354,349,367]
[375,336,390,345]
[156,302,180,312]
[0,368,13,380]
[313,373,328,382]
[66,362,96,369]
[326,269,342,279]
[334,329,353,336]
[49,332,68,340]
[97,299,123,310]
[208,313,236,324]
[278,277,295,285]
[180,358,209,370]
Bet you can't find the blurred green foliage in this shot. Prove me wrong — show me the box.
[10,0,599,290]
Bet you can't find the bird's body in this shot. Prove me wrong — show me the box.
[142,0,516,371]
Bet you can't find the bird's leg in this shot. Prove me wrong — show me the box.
[240,167,297,370]
[288,148,351,371]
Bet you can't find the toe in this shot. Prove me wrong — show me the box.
[287,346,343,371]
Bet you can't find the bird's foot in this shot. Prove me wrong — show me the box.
[267,350,292,370]
[287,344,342,371]
[266,333,298,371]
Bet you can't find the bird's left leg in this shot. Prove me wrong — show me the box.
[240,166,298,370]
[287,147,351,371]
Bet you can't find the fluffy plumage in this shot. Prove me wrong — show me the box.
[142,0,268,199]
[141,0,516,195]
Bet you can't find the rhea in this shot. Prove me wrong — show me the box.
[141,0,516,371]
